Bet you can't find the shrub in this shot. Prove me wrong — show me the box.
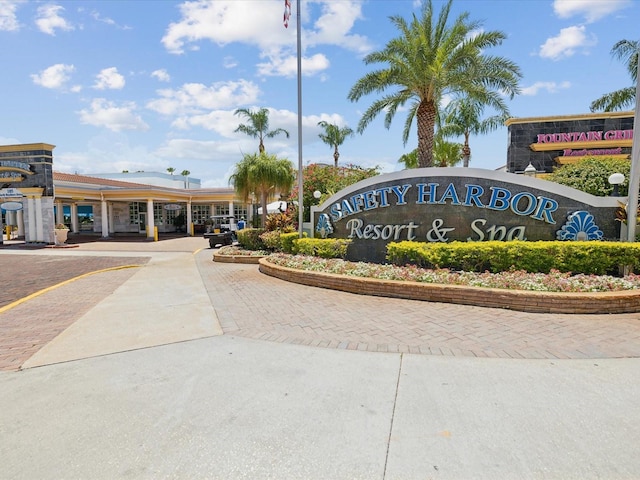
[386,240,640,275]
[280,232,300,254]
[295,238,351,259]
[237,228,265,250]
[264,211,296,232]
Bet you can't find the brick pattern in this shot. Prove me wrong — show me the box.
[197,257,640,360]
[0,255,149,371]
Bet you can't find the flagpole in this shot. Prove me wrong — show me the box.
[295,0,304,238]
[626,57,640,241]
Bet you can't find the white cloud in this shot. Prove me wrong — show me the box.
[151,69,171,82]
[93,67,125,90]
[146,80,261,116]
[161,0,369,79]
[31,63,75,89]
[257,52,330,77]
[539,25,597,60]
[223,56,238,69]
[36,4,74,35]
[553,0,631,23]
[521,81,572,96]
[304,1,371,54]
[90,10,131,30]
[162,0,280,54]
[0,0,22,31]
[78,98,149,132]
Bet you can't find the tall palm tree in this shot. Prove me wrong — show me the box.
[234,107,290,153]
[166,167,176,176]
[181,169,190,189]
[590,39,639,112]
[317,121,355,168]
[439,96,509,167]
[229,152,294,227]
[347,0,521,168]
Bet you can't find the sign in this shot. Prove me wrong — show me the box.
[0,201,23,211]
[311,168,620,263]
[0,188,24,198]
[164,203,182,211]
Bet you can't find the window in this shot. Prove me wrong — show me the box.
[191,205,210,224]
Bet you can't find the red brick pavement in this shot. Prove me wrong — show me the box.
[2,244,640,372]
[0,254,148,371]
[196,254,640,360]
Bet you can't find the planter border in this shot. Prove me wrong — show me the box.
[258,258,640,314]
[213,253,264,264]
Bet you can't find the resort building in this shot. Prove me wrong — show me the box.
[506,111,634,175]
[0,143,249,244]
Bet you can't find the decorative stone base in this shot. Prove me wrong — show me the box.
[258,258,640,314]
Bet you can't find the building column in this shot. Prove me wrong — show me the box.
[146,199,155,239]
[34,196,44,242]
[228,201,236,228]
[101,199,109,238]
[108,203,115,234]
[186,200,193,236]
[55,200,64,225]
[70,203,79,233]
[17,209,24,237]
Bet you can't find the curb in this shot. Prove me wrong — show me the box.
[258,258,640,314]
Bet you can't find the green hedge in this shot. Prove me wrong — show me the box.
[237,228,265,250]
[294,238,351,259]
[386,240,640,275]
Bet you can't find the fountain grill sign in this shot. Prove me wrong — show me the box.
[311,168,621,263]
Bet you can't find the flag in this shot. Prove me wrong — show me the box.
[283,0,291,28]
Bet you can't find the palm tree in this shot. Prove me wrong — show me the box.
[398,136,462,169]
[166,167,176,176]
[347,0,521,168]
[181,169,190,189]
[439,96,509,167]
[590,39,639,112]
[317,121,355,168]
[229,152,295,227]
[234,107,290,153]
[433,136,463,167]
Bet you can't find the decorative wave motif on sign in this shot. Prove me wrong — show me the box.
[556,210,603,241]
[316,213,333,238]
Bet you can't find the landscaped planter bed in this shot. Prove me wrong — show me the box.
[258,257,640,314]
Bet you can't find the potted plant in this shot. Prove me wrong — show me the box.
[54,223,69,245]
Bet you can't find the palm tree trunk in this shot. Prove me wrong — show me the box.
[462,135,471,168]
[334,147,340,168]
[417,101,436,168]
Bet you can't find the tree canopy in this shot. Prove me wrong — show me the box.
[546,156,630,197]
[229,152,294,227]
[317,121,355,168]
[590,39,639,112]
[234,107,289,153]
[347,0,521,168]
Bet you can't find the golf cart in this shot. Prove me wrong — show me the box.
[203,215,235,248]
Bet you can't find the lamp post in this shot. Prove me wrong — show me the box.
[608,172,625,197]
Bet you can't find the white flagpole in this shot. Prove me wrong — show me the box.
[626,57,640,241]
[296,0,304,238]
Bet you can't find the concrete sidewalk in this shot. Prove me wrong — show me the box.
[1,238,640,478]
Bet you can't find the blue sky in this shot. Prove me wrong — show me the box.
[0,0,637,187]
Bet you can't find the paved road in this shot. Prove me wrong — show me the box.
[1,237,640,479]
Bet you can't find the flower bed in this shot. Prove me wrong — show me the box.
[258,254,640,314]
[213,245,269,264]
